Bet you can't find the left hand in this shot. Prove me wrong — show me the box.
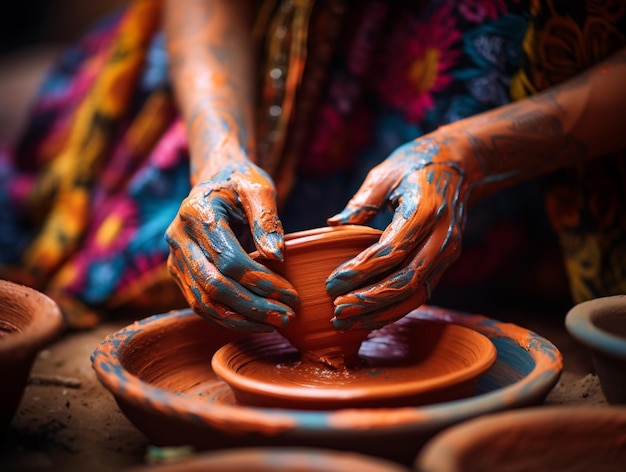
[165,138,298,333]
[326,137,469,331]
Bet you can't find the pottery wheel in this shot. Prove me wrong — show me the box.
[211,318,497,410]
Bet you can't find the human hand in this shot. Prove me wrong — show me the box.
[165,138,298,333]
[326,137,468,331]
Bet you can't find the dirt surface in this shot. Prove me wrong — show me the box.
[2,321,148,472]
[0,306,609,472]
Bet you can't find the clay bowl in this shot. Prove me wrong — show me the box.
[211,320,497,410]
[415,406,626,472]
[130,447,411,472]
[565,295,626,403]
[0,280,66,428]
[252,225,421,369]
[92,305,562,465]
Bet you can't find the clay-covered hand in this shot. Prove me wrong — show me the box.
[326,137,468,331]
[165,138,298,333]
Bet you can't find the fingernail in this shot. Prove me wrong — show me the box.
[332,316,356,330]
[327,209,351,224]
[333,302,362,320]
[325,270,355,297]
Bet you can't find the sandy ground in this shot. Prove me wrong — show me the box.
[0,306,609,472]
[2,320,149,472]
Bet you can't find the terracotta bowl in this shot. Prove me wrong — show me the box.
[211,320,497,410]
[565,295,626,403]
[253,225,422,369]
[415,406,626,472]
[130,447,411,472]
[92,306,562,465]
[0,280,66,428]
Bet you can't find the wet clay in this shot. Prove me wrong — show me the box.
[212,317,497,410]
[253,225,421,369]
[221,225,495,409]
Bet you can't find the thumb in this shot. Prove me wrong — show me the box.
[327,203,377,225]
[328,169,395,225]
[243,185,285,261]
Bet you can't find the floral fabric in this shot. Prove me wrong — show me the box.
[0,1,190,326]
[512,0,626,302]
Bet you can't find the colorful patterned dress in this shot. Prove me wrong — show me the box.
[1,0,624,327]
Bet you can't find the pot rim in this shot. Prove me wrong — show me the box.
[91,306,563,435]
[0,280,66,360]
[416,405,626,471]
[565,295,626,359]
[211,323,497,407]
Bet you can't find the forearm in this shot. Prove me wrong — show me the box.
[164,0,258,185]
[436,47,626,202]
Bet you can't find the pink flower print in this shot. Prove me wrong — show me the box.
[459,0,517,23]
[377,5,462,122]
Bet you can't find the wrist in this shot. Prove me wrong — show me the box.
[190,133,255,186]
[430,111,546,203]
[423,126,486,200]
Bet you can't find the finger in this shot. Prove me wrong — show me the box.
[192,296,276,333]
[332,283,430,332]
[167,235,295,329]
[331,227,460,328]
[167,251,272,332]
[332,264,425,325]
[326,175,439,297]
[327,165,402,225]
[177,194,299,308]
[238,171,285,261]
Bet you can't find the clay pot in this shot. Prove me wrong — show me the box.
[252,225,404,369]
[211,319,496,410]
[130,447,411,472]
[415,406,626,472]
[0,280,66,428]
[565,295,626,403]
[92,306,562,464]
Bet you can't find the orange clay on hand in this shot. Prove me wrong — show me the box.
[164,0,258,177]
[327,138,466,331]
[165,134,299,333]
[164,0,297,332]
[326,47,626,331]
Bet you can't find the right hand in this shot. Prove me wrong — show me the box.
[165,137,298,333]
[325,137,467,331]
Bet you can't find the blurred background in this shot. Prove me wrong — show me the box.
[0,0,129,143]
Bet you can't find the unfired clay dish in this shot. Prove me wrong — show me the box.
[253,225,423,369]
[92,306,562,464]
[0,280,66,428]
[565,295,626,403]
[211,319,497,410]
[415,406,626,472]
